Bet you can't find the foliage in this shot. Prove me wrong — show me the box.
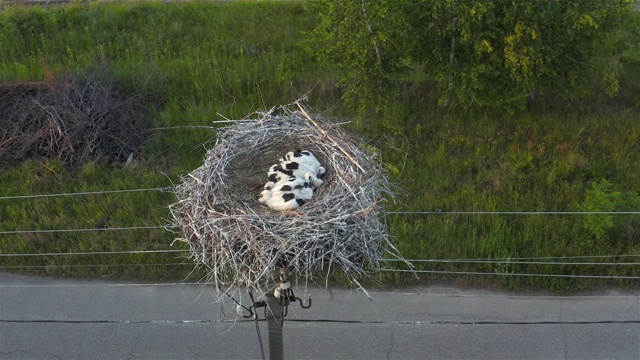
[304,0,409,113]
[0,2,638,291]
[308,0,637,112]
[578,179,640,240]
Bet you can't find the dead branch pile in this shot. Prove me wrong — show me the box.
[169,103,406,293]
[0,71,147,167]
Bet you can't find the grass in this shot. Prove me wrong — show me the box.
[0,1,639,292]
[376,108,640,291]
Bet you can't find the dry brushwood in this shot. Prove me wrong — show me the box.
[169,101,409,295]
[0,71,147,167]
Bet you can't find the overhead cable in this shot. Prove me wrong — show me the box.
[0,187,174,201]
[381,268,640,279]
[0,226,164,234]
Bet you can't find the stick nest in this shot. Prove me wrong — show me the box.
[169,103,404,292]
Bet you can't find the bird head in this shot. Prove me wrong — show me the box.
[285,151,295,161]
[268,164,280,176]
[258,189,272,203]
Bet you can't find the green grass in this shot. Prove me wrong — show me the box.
[376,108,640,291]
[0,1,639,291]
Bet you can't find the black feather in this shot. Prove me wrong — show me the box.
[282,161,299,170]
[295,199,306,206]
[279,168,294,176]
[280,185,293,191]
[268,174,278,182]
[282,193,295,202]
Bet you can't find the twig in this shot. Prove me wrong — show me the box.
[295,101,366,173]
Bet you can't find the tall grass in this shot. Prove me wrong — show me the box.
[0,1,325,281]
[0,2,638,291]
[378,108,640,290]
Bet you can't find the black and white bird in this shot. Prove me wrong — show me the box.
[284,150,325,178]
[264,177,313,200]
[259,149,326,211]
[279,160,324,181]
[285,149,321,169]
[258,189,306,211]
[302,171,324,189]
[267,164,296,183]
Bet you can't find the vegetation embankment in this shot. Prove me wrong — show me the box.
[0,1,639,292]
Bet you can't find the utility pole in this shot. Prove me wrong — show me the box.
[265,291,284,360]
[243,271,311,360]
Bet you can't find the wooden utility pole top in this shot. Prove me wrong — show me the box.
[265,292,284,360]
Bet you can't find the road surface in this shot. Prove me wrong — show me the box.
[1,272,638,359]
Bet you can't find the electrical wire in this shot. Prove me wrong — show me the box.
[380,268,640,279]
[2,188,639,286]
[249,289,266,360]
[0,282,216,289]
[1,264,636,280]
[393,254,640,261]
[0,249,189,257]
[1,251,637,279]
[0,226,164,234]
[386,211,640,215]
[381,259,640,266]
[3,250,637,262]
[0,262,192,269]
[0,187,173,201]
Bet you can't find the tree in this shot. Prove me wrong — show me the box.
[305,0,410,113]
[307,0,636,112]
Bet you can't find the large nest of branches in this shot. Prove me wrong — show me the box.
[169,102,407,293]
[0,70,147,167]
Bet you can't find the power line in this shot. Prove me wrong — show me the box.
[2,249,637,268]
[1,250,636,261]
[2,271,638,289]
[382,259,640,266]
[0,187,174,201]
[0,282,215,289]
[0,249,189,257]
[1,249,637,270]
[1,184,639,217]
[387,211,640,215]
[2,261,635,272]
[370,290,640,299]
[0,226,164,234]
[396,254,640,261]
[0,262,192,269]
[381,268,640,279]
[3,255,636,268]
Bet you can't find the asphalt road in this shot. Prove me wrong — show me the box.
[1,272,638,359]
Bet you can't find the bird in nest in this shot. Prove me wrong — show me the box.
[258,188,307,211]
[259,149,326,212]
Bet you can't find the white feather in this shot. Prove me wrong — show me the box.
[285,150,322,172]
[258,189,305,211]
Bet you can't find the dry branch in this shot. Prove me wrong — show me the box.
[0,71,147,167]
